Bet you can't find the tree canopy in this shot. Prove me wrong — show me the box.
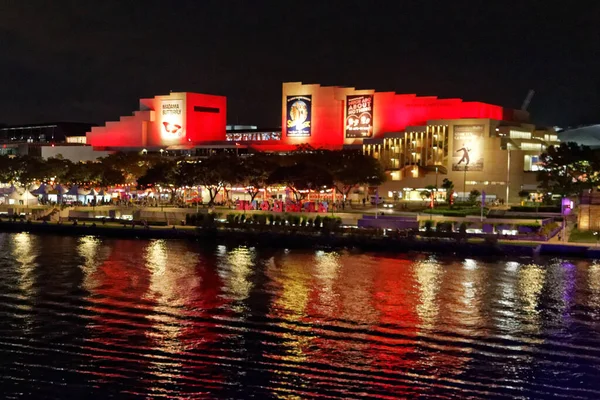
[537,142,600,196]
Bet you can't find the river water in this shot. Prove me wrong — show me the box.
[0,233,600,399]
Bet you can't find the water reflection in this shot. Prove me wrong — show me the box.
[414,256,443,330]
[1,235,600,399]
[12,233,37,295]
[589,261,600,309]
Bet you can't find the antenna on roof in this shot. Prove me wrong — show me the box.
[521,89,535,111]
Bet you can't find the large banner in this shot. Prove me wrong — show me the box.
[286,95,312,137]
[160,99,185,140]
[346,95,373,138]
[452,125,485,171]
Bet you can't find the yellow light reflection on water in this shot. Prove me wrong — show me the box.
[270,252,313,365]
[78,236,101,292]
[144,240,196,381]
[414,257,443,330]
[12,233,36,295]
[224,247,253,303]
[314,251,340,315]
[518,264,546,314]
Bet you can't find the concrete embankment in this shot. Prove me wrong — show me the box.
[0,221,522,257]
[0,221,597,259]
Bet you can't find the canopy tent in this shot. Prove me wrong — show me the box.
[7,190,22,201]
[65,185,91,204]
[0,184,19,195]
[20,191,39,206]
[54,184,67,195]
[31,183,50,196]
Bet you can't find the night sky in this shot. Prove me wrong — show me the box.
[1,1,598,128]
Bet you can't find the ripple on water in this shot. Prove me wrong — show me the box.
[0,234,599,398]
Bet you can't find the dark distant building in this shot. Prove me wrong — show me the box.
[0,122,95,156]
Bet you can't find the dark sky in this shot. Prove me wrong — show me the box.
[1,1,598,128]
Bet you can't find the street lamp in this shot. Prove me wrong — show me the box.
[463,165,468,202]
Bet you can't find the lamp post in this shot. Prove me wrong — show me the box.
[435,165,439,205]
[463,165,468,202]
[506,147,511,205]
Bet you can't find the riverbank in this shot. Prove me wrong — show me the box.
[1,220,597,259]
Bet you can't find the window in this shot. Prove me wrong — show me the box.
[509,130,531,139]
[194,106,219,113]
[520,142,543,151]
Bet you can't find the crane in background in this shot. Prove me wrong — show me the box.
[521,89,535,111]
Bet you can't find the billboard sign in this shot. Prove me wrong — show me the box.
[346,95,373,138]
[160,99,185,140]
[286,95,312,137]
[451,125,485,171]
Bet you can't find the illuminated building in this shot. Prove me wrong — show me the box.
[363,122,559,203]
[79,83,558,203]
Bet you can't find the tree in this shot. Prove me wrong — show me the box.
[537,142,599,197]
[425,184,437,203]
[137,160,180,202]
[64,162,101,185]
[469,189,481,203]
[518,190,531,201]
[186,154,242,206]
[322,151,386,200]
[268,162,333,201]
[18,156,47,184]
[45,157,70,183]
[420,190,431,201]
[441,178,454,202]
[0,155,20,183]
[239,154,278,202]
[100,152,156,183]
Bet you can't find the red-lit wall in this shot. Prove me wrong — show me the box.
[87,92,227,149]
[185,93,227,143]
[280,82,507,149]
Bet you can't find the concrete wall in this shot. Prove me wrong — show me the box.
[41,146,112,162]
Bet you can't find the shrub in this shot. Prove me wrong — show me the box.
[314,215,322,228]
[423,220,433,232]
[274,215,282,225]
[255,214,267,225]
[509,205,561,213]
[540,221,561,236]
[436,221,453,233]
[240,214,246,224]
[307,217,314,227]
[226,213,236,224]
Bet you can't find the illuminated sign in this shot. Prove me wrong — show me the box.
[452,125,485,171]
[160,99,184,140]
[225,132,281,141]
[286,95,311,137]
[346,95,373,138]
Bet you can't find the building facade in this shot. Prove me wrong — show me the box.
[363,120,559,203]
[78,83,557,203]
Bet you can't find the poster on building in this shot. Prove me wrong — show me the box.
[286,95,312,137]
[345,95,374,138]
[451,125,485,171]
[160,99,185,140]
